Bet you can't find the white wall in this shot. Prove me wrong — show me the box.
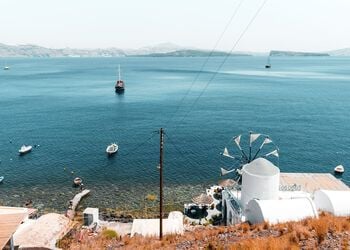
[241,158,280,209]
[314,190,350,216]
[246,197,318,224]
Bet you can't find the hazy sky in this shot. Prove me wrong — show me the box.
[1,0,350,52]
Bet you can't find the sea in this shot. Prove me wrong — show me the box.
[0,56,349,212]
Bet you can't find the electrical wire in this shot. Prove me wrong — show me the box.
[121,131,158,157]
[163,0,245,128]
[164,133,204,169]
[172,0,269,130]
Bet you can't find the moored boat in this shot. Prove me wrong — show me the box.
[106,143,119,155]
[334,165,345,174]
[115,65,125,93]
[3,66,10,70]
[18,145,32,155]
[265,55,271,68]
[73,177,82,186]
[0,176,4,183]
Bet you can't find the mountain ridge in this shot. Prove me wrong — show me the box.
[1,43,350,57]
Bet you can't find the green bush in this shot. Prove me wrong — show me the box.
[102,229,118,239]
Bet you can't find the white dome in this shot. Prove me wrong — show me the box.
[241,158,280,209]
[314,190,350,216]
[243,158,280,177]
[246,198,318,224]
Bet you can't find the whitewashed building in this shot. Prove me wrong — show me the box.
[314,190,350,216]
[221,158,322,225]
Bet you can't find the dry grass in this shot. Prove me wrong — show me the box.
[230,235,299,250]
[62,213,350,249]
[239,223,250,233]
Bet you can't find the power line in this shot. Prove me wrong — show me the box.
[164,133,204,169]
[163,0,245,128]
[172,0,269,130]
[121,131,158,157]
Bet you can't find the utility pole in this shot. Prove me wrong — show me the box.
[159,128,164,240]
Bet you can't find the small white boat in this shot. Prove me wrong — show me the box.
[106,143,118,155]
[0,176,4,183]
[19,145,32,155]
[4,66,10,70]
[334,165,345,174]
[73,177,82,186]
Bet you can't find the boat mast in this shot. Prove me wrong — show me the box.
[118,64,121,81]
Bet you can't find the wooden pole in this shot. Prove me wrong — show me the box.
[159,128,164,239]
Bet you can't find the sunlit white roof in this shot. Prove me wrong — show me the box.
[314,190,350,216]
[243,158,280,177]
[246,197,318,224]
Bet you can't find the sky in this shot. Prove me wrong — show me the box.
[0,0,350,52]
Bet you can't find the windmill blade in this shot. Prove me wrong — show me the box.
[250,133,261,145]
[263,137,273,145]
[234,135,242,150]
[222,147,235,159]
[220,167,236,176]
[253,136,272,161]
[265,149,279,157]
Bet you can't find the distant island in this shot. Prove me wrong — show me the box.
[1,42,350,57]
[132,49,250,57]
[0,43,248,58]
[270,50,330,57]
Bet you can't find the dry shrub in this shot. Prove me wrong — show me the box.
[342,220,350,231]
[287,231,299,244]
[203,241,225,250]
[101,229,118,239]
[229,225,239,232]
[302,217,311,227]
[252,223,264,232]
[311,219,329,243]
[267,235,299,250]
[293,224,312,240]
[230,235,298,250]
[287,222,294,233]
[263,221,270,230]
[217,227,227,234]
[240,223,251,233]
[194,230,205,240]
[164,234,177,244]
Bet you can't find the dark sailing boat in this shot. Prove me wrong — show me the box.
[265,55,271,69]
[115,65,125,93]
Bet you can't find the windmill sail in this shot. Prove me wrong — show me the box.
[220,167,236,176]
[265,149,279,157]
[222,147,235,159]
[234,135,242,150]
[250,133,261,145]
[263,137,273,145]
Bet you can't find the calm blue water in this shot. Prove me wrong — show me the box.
[0,56,349,211]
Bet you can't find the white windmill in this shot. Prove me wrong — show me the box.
[220,132,279,179]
